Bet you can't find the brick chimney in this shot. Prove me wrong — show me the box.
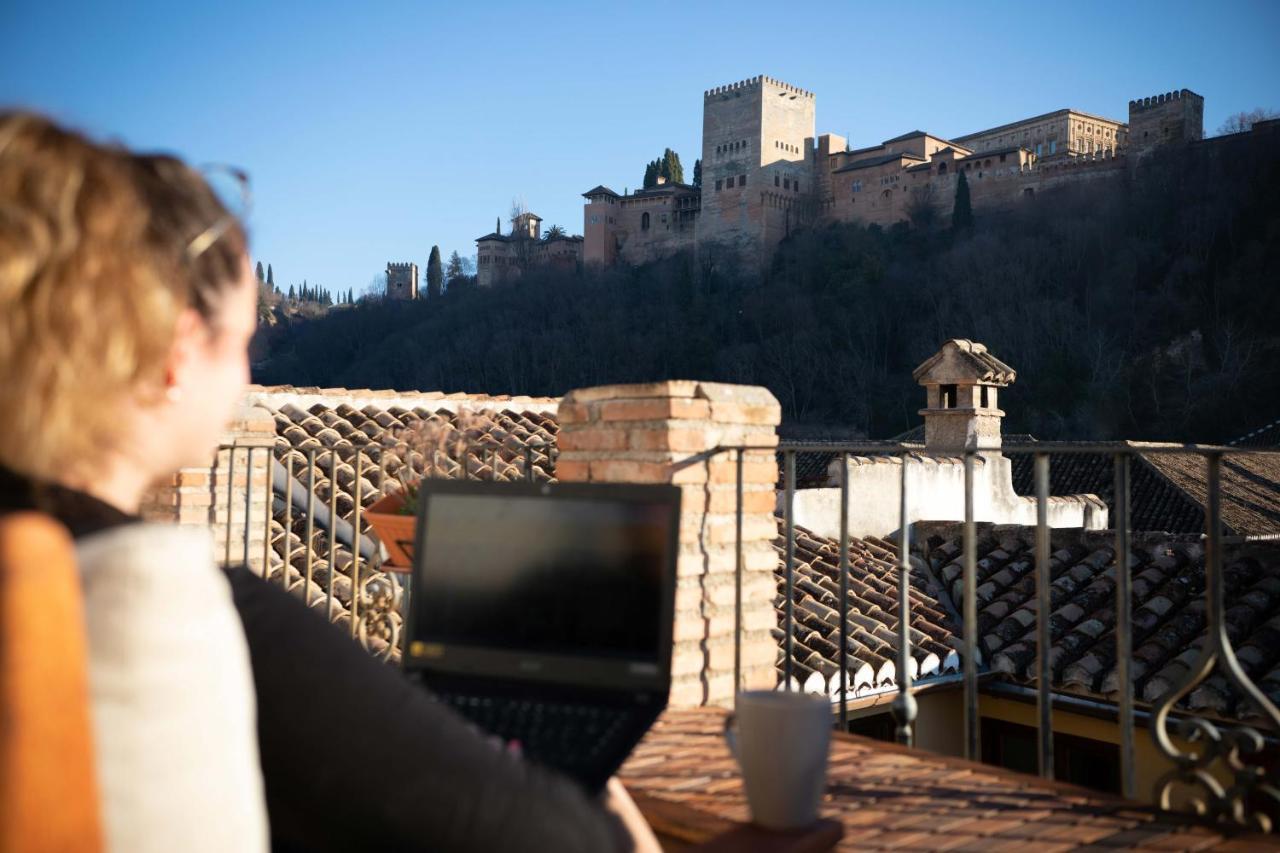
[912,339,1015,453]
[555,380,781,708]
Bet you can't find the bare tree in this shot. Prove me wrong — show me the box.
[1216,108,1279,136]
[906,183,941,231]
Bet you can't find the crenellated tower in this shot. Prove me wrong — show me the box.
[1128,89,1203,157]
[385,262,419,300]
[697,76,816,267]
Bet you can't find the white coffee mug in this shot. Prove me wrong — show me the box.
[723,690,831,830]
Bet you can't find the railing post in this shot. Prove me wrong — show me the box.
[838,453,850,729]
[892,454,916,747]
[1114,452,1135,799]
[963,451,980,761]
[1034,452,1054,779]
[783,451,796,693]
[734,448,744,701]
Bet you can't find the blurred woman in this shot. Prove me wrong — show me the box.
[0,113,655,852]
[0,113,267,851]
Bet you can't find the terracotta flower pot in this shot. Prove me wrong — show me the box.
[365,491,418,572]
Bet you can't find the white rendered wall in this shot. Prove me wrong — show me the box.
[786,453,1107,540]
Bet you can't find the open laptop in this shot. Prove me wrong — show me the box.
[402,479,680,793]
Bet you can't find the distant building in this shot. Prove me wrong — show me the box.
[386,262,419,300]
[475,211,583,287]
[584,77,1207,269]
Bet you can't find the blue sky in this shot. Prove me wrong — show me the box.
[3,1,1278,293]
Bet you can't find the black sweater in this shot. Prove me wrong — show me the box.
[0,468,628,852]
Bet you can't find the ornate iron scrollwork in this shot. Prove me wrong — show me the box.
[355,570,403,663]
[1150,453,1280,833]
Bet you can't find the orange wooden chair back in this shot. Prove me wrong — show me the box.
[0,512,103,853]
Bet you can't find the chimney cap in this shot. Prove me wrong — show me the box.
[912,339,1016,386]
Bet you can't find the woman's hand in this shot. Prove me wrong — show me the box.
[601,777,663,853]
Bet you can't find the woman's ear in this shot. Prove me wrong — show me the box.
[163,307,208,397]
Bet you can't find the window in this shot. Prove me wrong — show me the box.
[852,180,862,192]
[590,215,599,224]
[1049,141,1057,154]
[982,719,1120,794]
[999,153,1007,162]
[794,180,800,192]
[641,212,650,230]
[1035,143,1043,156]
[660,213,667,223]
[980,386,989,408]
[715,179,722,191]
[941,384,957,408]
[775,175,780,187]
[783,178,790,189]
[739,174,747,187]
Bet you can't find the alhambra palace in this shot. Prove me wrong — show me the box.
[429,74,1233,289]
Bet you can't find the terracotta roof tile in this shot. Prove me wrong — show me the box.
[920,523,1280,721]
[259,397,560,660]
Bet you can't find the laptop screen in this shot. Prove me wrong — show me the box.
[409,484,678,665]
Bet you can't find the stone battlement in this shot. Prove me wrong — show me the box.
[1129,89,1198,111]
[703,75,815,100]
[386,261,416,270]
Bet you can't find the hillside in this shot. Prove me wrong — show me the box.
[253,132,1280,443]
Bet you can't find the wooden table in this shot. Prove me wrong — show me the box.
[631,790,842,852]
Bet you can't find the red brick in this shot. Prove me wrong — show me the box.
[556,402,592,424]
[556,428,628,452]
[552,460,590,481]
[589,459,671,483]
[629,428,709,452]
[708,400,782,425]
[564,381,699,403]
[599,398,711,422]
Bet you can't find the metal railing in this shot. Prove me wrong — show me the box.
[215,437,556,661]
[218,433,1280,830]
[738,441,1279,831]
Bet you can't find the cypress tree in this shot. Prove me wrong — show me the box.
[952,172,973,230]
[427,245,444,299]
[287,284,295,300]
[266,264,274,286]
[255,261,265,281]
[693,158,702,188]
[661,148,683,184]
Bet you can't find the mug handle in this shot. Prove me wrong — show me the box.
[722,711,739,761]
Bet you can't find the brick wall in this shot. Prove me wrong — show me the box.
[140,403,275,573]
[556,380,781,708]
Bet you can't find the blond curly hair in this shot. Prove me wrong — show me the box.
[0,112,247,483]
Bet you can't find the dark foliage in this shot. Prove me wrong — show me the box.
[643,148,685,188]
[254,134,1280,442]
[426,245,443,299]
[952,171,973,230]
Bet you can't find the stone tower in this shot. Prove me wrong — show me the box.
[1128,89,1204,157]
[697,76,816,267]
[582,185,621,266]
[386,262,419,300]
[912,339,1016,452]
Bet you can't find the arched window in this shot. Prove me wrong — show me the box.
[641,212,650,230]
[939,162,947,174]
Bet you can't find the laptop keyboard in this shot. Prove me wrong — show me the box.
[438,692,634,776]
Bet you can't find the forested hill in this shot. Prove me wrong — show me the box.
[253,132,1280,443]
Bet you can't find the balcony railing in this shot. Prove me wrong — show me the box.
[754,441,1280,832]
[217,437,1280,832]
